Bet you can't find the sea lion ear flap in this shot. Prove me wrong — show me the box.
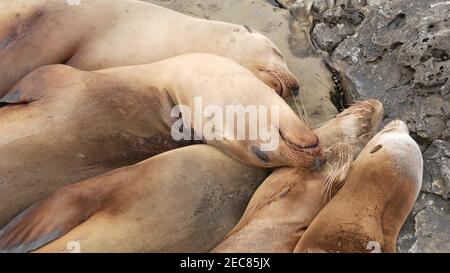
[0,186,102,253]
[321,143,354,202]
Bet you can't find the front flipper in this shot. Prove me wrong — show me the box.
[0,88,31,106]
[0,64,80,107]
[0,178,117,253]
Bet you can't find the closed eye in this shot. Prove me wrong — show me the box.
[272,48,284,61]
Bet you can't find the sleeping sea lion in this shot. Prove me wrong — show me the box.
[0,0,299,98]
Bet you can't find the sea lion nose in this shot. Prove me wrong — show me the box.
[250,145,270,163]
[290,84,300,97]
[280,70,300,98]
[280,127,320,150]
[311,152,324,171]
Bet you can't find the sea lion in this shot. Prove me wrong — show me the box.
[294,120,423,253]
[0,53,320,228]
[0,99,381,253]
[0,145,269,253]
[211,100,384,253]
[0,0,299,98]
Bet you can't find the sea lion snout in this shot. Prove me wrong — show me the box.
[381,119,409,134]
[279,121,320,150]
[245,129,322,169]
[276,67,301,98]
[258,65,300,98]
[278,128,323,170]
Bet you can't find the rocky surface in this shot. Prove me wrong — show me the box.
[144,0,450,252]
[282,0,450,252]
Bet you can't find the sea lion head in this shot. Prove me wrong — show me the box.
[167,53,321,170]
[314,99,384,157]
[181,94,322,170]
[360,119,423,196]
[198,104,322,170]
[294,120,423,253]
[232,26,300,99]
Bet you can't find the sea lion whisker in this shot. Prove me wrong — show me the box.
[321,143,353,202]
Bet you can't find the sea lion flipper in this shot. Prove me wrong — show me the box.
[0,88,29,105]
[0,184,103,253]
[0,65,76,106]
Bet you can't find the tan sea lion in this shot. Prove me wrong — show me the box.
[294,120,423,253]
[211,100,384,253]
[0,100,381,253]
[0,145,269,253]
[0,0,299,98]
[0,53,320,228]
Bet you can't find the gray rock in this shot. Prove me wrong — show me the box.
[411,205,450,253]
[398,192,450,252]
[312,22,344,52]
[330,0,449,143]
[287,0,450,252]
[422,140,450,199]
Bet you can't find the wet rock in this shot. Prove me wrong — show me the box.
[143,0,339,126]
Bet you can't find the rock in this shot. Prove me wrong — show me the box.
[422,140,450,199]
[142,0,339,126]
[286,0,450,252]
[320,0,449,143]
[411,205,450,253]
[397,138,450,253]
[312,22,344,52]
[398,192,450,253]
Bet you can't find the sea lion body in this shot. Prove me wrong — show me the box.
[0,0,298,97]
[0,53,319,227]
[0,145,268,253]
[212,100,384,253]
[294,120,423,253]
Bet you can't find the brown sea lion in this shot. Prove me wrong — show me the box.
[0,100,381,253]
[211,100,384,253]
[0,53,320,228]
[0,0,299,98]
[294,120,423,253]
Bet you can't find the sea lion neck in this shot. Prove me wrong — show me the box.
[211,167,325,252]
[96,62,174,88]
[95,63,181,106]
[223,168,323,238]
